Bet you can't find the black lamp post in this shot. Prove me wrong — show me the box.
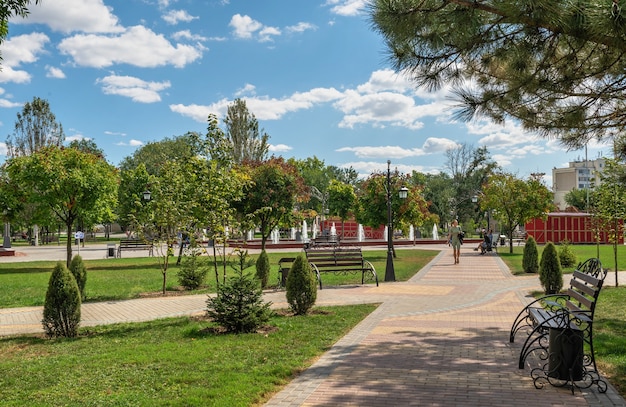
[384,160,409,282]
[143,190,152,201]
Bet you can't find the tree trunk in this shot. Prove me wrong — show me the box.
[65,221,73,268]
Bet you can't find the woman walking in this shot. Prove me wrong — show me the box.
[448,220,462,264]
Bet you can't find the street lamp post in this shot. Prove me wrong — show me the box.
[384,160,408,282]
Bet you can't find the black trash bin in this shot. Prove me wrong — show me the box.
[548,327,584,382]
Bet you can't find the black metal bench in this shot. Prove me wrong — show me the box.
[117,239,154,258]
[277,257,296,288]
[509,258,608,393]
[304,234,339,249]
[305,247,378,289]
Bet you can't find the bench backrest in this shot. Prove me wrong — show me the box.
[305,248,365,270]
[565,258,606,320]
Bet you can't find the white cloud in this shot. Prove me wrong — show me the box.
[13,0,123,34]
[259,26,281,43]
[324,0,368,16]
[59,26,203,68]
[337,145,425,159]
[116,139,144,147]
[229,14,280,42]
[162,9,198,25]
[172,30,207,42]
[339,161,427,178]
[170,87,344,122]
[46,66,66,79]
[286,22,317,33]
[336,138,458,159]
[0,98,22,108]
[230,14,263,39]
[66,134,90,142]
[269,144,292,152]
[0,142,7,156]
[0,33,49,83]
[0,88,21,108]
[97,75,171,103]
[235,84,256,97]
[104,131,127,137]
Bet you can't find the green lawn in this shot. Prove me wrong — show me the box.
[1,245,624,402]
[498,243,626,276]
[0,304,376,407]
[0,248,437,308]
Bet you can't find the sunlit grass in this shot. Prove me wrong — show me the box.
[0,304,376,407]
[0,248,438,308]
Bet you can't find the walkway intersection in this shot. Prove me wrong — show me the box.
[0,244,624,406]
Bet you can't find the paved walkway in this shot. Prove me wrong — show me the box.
[1,244,625,406]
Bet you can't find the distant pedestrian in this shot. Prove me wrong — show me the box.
[448,220,462,264]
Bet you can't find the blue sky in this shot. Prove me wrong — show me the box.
[0,0,612,184]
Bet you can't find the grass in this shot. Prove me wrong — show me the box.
[0,248,438,308]
[595,286,626,396]
[1,245,624,402]
[497,243,626,275]
[0,304,377,407]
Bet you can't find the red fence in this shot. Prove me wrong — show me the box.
[525,213,622,244]
[319,218,385,240]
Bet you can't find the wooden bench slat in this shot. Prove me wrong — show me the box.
[305,247,378,289]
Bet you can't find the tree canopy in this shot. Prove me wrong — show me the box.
[224,99,269,164]
[480,172,554,253]
[6,97,65,158]
[370,0,626,148]
[5,146,118,266]
[236,157,306,250]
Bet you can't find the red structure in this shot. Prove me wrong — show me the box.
[525,212,623,244]
[320,218,385,240]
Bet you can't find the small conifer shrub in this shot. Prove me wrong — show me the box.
[285,253,317,315]
[42,262,81,338]
[255,249,270,289]
[539,242,563,295]
[558,240,578,268]
[69,255,87,300]
[206,250,272,333]
[522,236,539,273]
[177,240,209,290]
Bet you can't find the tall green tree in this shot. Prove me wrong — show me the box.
[6,97,64,158]
[6,146,118,266]
[414,171,453,230]
[480,172,554,253]
[356,169,430,248]
[445,143,498,225]
[223,99,269,164]
[118,132,201,174]
[370,0,626,148]
[564,188,590,211]
[236,157,306,250]
[290,156,333,214]
[590,158,626,287]
[327,179,357,238]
